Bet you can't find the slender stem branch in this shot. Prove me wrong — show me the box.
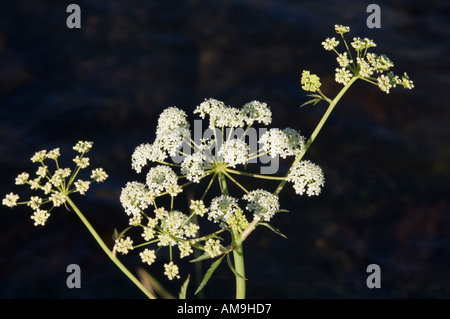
[274,76,358,196]
[218,173,246,299]
[226,168,285,181]
[64,196,156,299]
[223,171,249,194]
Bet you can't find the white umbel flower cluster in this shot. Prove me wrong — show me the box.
[3,141,107,227]
[317,24,414,93]
[259,128,305,158]
[218,139,250,168]
[243,189,280,222]
[287,160,325,196]
[208,195,241,227]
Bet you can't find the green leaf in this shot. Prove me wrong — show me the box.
[258,222,288,239]
[116,226,132,239]
[300,98,321,108]
[189,252,211,263]
[179,275,190,299]
[226,253,246,280]
[194,255,225,295]
[306,94,324,99]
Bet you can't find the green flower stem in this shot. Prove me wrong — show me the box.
[226,168,285,181]
[218,173,246,299]
[64,196,157,299]
[223,171,249,194]
[231,230,246,299]
[274,76,358,196]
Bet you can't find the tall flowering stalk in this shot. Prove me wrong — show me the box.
[3,25,413,299]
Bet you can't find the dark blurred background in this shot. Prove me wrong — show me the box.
[0,0,449,298]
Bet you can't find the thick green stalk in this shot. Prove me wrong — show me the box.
[65,196,156,299]
[274,76,358,195]
[218,172,246,299]
[232,231,246,299]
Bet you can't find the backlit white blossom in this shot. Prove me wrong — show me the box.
[114,237,134,255]
[204,238,222,258]
[140,248,156,265]
[2,192,19,208]
[259,128,305,158]
[73,141,93,153]
[243,189,280,222]
[218,138,249,168]
[322,37,339,51]
[120,181,153,216]
[30,209,50,226]
[164,261,180,280]
[208,195,240,227]
[241,100,272,125]
[287,160,325,196]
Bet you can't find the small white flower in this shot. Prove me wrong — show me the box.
[335,25,350,34]
[43,182,52,195]
[2,192,20,208]
[218,138,249,168]
[31,150,47,163]
[301,70,322,92]
[243,189,280,222]
[178,241,193,258]
[208,195,240,227]
[46,148,60,160]
[377,72,399,94]
[400,72,414,89]
[155,107,191,157]
[158,233,176,247]
[36,165,48,178]
[50,168,71,187]
[366,53,394,73]
[351,37,365,51]
[164,261,181,280]
[114,237,134,255]
[190,199,208,217]
[356,57,374,78]
[146,165,179,197]
[160,210,188,238]
[73,155,90,169]
[129,213,142,226]
[120,181,153,216]
[183,222,200,238]
[73,141,93,153]
[154,207,169,220]
[140,249,156,265]
[259,128,305,159]
[29,177,42,190]
[194,98,245,129]
[50,191,66,207]
[142,225,156,241]
[181,151,208,183]
[287,160,325,196]
[241,100,272,125]
[322,37,339,51]
[91,168,108,182]
[131,142,167,173]
[74,180,91,195]
[30,209,50,226]
[27,196,42,210]
[335,67,353,85]
[336,52,353,68]
[15,172,29,185]
[204,238,222,258]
